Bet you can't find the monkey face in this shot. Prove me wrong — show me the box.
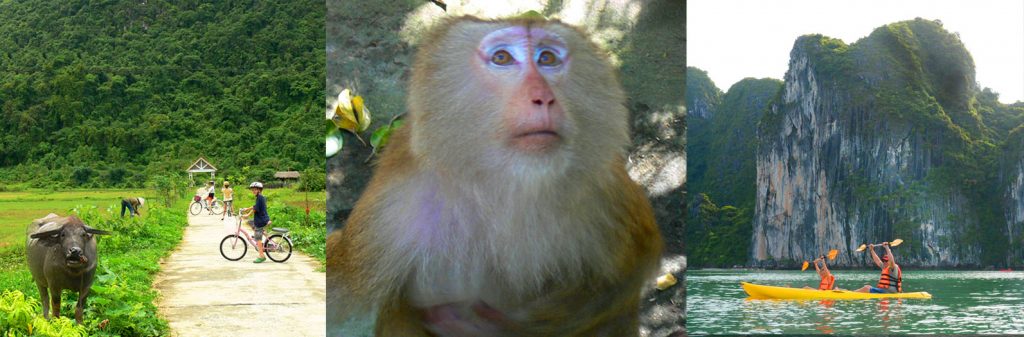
[409,18,629,181]
[475,26,570,154]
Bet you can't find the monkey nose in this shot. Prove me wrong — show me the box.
[532,98,556,107]
[528,83,557,107]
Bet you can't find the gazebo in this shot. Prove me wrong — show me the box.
[186,157,217,185]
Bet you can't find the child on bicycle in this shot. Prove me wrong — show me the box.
[205,181,217,213]
[240,181,270,263]
[221,181,234,220]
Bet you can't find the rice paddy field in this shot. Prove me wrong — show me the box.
[0,189,153,250]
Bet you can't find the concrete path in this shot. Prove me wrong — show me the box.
[154,212,325,337]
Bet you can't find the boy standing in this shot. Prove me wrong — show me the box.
[241,182,270,263]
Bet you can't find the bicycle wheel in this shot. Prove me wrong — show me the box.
[219,235,247,261]
[264,235,293,262]
[210,200,224,215]
[189,202,202,215]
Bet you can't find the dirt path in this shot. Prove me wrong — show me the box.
[154,212,325,337]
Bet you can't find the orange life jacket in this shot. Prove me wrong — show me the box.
[819,273,835,290]
[877,263,902,292]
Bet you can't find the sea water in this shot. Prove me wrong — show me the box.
[686,269,1024,334]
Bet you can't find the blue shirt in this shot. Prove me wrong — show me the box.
[253,194,269,227]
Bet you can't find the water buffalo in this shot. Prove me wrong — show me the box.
[25,213,110,324]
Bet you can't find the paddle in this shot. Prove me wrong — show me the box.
[855,239,903,252]
[802,249,839,271]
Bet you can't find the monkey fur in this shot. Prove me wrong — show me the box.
[327,16,663,336]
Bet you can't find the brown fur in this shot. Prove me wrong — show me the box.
[327,16,662,336]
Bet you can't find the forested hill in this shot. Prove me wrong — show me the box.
[0,0,324,188]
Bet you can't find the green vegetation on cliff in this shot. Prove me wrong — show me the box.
[685,67,723,119]
[686,193,751,267]
[0,0,325,189]
[686,70,781,266]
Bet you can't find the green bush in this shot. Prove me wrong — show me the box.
[71,167,95,187]
[105,168,128,187]
[146,174,191,207]
[298,166,326,192]
[268,204,326,269]
[0,290,88,336]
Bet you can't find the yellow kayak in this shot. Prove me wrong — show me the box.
[742,282,932,300]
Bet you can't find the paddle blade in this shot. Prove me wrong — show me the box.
[856,244,867,252]
[890,239,904,247]
[828,249,839,260]
[802,261,809,271]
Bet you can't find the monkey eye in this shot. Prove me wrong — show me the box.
[491,50,514,65]
[537,50,561,67]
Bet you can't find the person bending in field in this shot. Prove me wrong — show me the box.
[120,197,145,217]
[240,182,270,263]
[855,242,902,293]
[803,256,837,290]
[221,181,234,220]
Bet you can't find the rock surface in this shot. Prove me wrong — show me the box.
[752,19,1017,268]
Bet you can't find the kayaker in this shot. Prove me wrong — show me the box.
[855,242,902,293]
[803,255,836,290]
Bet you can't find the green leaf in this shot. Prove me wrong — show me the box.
[369,126,390,149]
[370,119,405,150]
[326,129,344,157]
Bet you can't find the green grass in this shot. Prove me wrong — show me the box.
[224,186,326,214]
[0,189,154,248]
[0,190,186,336]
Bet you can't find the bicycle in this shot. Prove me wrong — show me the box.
[189,196,224,216]
[219,210,293,262]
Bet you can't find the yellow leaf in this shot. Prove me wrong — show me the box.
[352,95,372,132]
[337,89,353,111]
[331,89,360,132]
[655,273,677,290]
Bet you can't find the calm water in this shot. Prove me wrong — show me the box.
[687,269,1024,335]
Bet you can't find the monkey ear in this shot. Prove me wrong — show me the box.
[84,226,111,235]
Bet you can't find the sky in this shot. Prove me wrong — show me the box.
[688,0,1024,104]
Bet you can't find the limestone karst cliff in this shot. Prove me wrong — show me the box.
[689,18,1024,268]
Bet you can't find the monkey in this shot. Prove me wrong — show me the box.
[327,16,663,336]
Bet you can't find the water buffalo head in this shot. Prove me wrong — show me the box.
[29,217,110,270]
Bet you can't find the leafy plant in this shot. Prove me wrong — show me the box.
[267,204,326,269]
[298,166,326,192]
